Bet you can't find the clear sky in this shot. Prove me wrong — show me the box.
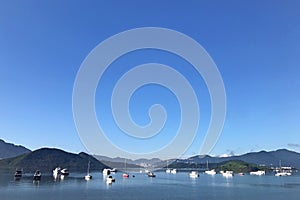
[0,0,299,158]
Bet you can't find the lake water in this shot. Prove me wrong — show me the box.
[1,171,300,200]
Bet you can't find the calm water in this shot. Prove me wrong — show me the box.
[1,171,300,200]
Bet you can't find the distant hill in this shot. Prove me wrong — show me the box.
[0,148,108,173]
[0,139,31,159]
[176,149,300,169]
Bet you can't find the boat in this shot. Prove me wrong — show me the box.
[147,172,156,177]
[250,170,265,176]
[275,160,292,176]
[103,168,111,175]
[205,169,216,175]
[33,170,42,181]
[122,158,129,178]
[204,160,216,175]
[171,169,177,174]
[106,175,115,184]
[238,173,245,176]
[53,167,61,178]
[189,171,199,178]
[14,169,23,179]
[222,171,233,177]
[60,168,69,176]
[110,168,117,173]
[85,161,92,180]
[166,169,171,173]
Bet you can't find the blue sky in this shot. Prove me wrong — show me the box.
[0,0,300,158]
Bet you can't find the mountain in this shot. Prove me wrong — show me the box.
[0,139,31,159]
[0,148,108,173]
[176,149,300,169]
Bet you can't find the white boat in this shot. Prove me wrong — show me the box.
[275,160,292,176]
[222,171,233,177]
[166,169,171,173]
[189,171,199,178]
[205,169,216,175]
[250,170,265,176]
[103,168,111,175]
[61,168,69,176]
[85,161,92,180]
[171,169,177,174]
[275,172,291,176]
[147,171,156,177]
[53,167,61,178]
[106,175,115,184]
[33,170,41,181]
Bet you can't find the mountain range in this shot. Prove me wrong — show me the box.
[0,139,31,159]
[0,139,299,172]
[0,148,107,173]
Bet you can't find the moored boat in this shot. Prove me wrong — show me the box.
[33,170,42,181]
[60,168,69,176]
[250,170,265,176]
[147,172,156,177]
[189,171,199,178]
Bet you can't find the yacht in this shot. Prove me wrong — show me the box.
[166,169,171,173]
[53,167,61,178]
[61,168,69,176]
[171,169,177,174]
[85,161,92,180]
[250,170,265,176]
[189,171,199,178]
[33,170,42,181]
[147,171,156,177]
[222,171,234,177]
[106,175,115,184]
[102,168,111,175]
[205,169,216,175]
[275,160,292,176]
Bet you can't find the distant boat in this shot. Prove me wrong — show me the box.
[204,161,216,175]
[122,158,129,178]
[110,168,117,173]
[85,161,92,181]
[250,170,265,176]
[171,169,177,174]
[166,169,171,173]
[103,168,111,175]
[189,171,199,178]
[61,168,69,176]
[33,170,41,181]
[53,167,61,178]
[275,160,292,176]
[147,172,156,177]
[106,175,115,184]
[14,169,23,179]
[205,169,216,175]
[222,171,233,177]
[238,173,244,176]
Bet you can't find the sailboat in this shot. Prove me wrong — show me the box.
[204,160,216,175]
[275,160,291,176]
[85,161,92,180]
[123,158,129,178]
[166,160,171,173]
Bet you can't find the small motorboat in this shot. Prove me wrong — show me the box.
[106,175,115,184]
[222,171,234,177]
[147,172,156,177]
[14,169,23,180]
[123,173,129,178]
[103,168,111,175]
[166,169,171,173]
[189,171,199,178]
[60,168,69,176]
[250,170,265,176]
[33,170,42,181]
